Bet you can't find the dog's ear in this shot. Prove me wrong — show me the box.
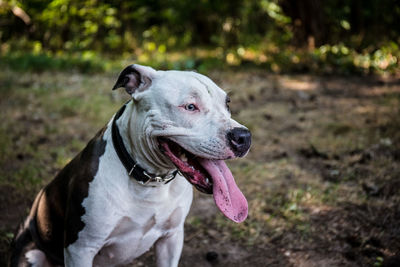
[112,64,156,95]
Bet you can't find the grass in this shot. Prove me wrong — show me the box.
[0,52,109,73]
[0,69,123,193]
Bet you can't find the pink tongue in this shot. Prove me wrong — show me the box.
[198,159,248,223]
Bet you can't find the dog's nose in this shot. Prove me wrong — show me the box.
[227,128,251,157]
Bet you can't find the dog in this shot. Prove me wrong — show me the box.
[10,64,251,267]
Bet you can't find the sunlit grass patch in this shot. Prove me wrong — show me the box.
[309,121,372,155]
[0,53,112,73]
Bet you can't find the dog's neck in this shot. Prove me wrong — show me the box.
[115,101,175,176]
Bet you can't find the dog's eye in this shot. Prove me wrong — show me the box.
[185,104,198,111]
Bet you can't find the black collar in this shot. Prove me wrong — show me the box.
[111,103,177,185]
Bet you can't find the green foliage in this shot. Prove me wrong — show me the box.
[0,0,399,74]
[0,52,108,72]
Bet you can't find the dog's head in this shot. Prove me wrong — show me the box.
[113,64,251,222]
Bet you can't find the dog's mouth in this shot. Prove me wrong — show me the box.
[159,138,248,223]
[159,138,213,194]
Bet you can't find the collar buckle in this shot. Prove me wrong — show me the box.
[135,170,177,185]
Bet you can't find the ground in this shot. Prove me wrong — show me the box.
[0,68,399,267]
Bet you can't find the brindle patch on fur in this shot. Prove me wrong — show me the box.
[11,126,107,266]
[63,126,107,247]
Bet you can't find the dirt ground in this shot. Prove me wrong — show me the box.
[0,69,399,267]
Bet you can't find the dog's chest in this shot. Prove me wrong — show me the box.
[66,130,193,266]
[92,203,184,266]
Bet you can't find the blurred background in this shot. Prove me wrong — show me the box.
[1,0,400,74]
[1,1,400,266]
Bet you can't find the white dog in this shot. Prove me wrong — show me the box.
[10,64,251,267]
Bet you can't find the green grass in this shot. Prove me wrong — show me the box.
[0,53,109,73]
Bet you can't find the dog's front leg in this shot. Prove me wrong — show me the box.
[64,245,97,267]
[155,227,184,267]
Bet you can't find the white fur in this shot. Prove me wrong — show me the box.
[62,67,248,266]
[26,249,53,267]
[64,123,193,266]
